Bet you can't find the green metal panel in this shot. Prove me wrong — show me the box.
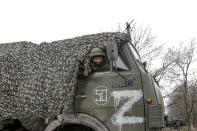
[73,43,164,131]
[75,71,145,131]
[148,105,164,128]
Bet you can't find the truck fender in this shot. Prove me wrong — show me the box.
[44,113,109,131]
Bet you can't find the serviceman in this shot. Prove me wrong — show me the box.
[79,47,109,77]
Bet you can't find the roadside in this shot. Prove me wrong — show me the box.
[162,126,197,131]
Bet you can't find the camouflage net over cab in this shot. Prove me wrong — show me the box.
[0,32,128,120]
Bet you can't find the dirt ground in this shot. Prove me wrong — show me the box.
[162,126,197,131]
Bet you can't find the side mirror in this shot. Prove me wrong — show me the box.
[142,61,147,69]
[106,40,118,62]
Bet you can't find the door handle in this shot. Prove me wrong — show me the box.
[75,95,87,100]
[112,79,133,88]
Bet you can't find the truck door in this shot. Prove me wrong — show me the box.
[75,43,145,131]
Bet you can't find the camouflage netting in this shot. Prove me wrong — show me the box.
[0,32,128,121]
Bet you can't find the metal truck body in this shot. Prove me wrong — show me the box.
[45,41,164,131]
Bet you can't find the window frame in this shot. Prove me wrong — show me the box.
[112,45,131,71]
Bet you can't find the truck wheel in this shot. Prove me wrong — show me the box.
[45,113,109,131]
[20,118,46,131]
[0,119,27,131]
[54,124,94,131]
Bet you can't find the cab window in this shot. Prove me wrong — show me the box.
[113,47,130,71]
[128,44,141,62]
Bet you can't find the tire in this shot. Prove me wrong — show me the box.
[20,118,47,131]
[54,124,94,131]
[0,119,27,131]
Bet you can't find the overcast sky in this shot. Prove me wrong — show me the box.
[0,0,197,45]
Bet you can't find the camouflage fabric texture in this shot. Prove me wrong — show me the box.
[0,32,128,120]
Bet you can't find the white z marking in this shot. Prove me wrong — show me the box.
[111,90,144,131]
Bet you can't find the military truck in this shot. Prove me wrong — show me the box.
[164,116,186,128]
[44,41,164,131]
[0,32,164,131]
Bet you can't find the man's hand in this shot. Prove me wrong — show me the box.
[83,67,91,77]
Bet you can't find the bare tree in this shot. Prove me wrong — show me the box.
[131,25,159,63]
[128,24,172,85]
[165,39,197,131]
[167,90,185,123]
[168,80,197,118]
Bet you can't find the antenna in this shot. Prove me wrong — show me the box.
[126,22,132,41]
[123,20,134,42]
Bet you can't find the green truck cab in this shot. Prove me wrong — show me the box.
[45,40,164,131]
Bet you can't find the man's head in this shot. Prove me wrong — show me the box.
[90,48,106,65]
[92,56,103,65]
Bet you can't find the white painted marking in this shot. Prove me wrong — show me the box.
[92,86,111,105]
[111,90,144,131]
[95,89,108,102]
[95,89,102,102]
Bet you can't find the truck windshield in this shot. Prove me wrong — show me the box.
[128,43,142,62]
[128,43,148,73]
[113,46,130,71]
